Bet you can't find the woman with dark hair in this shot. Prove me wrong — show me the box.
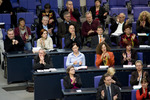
[63,66,82,89]
[120,25,138,48]
[121,43,137,65]
[64,24,82,49]
[136,78,150,100]
[37,29,53,50]
[95,42,115,68]
[66,43,85,67]
[14,18,32,50]
[89,0,107,26]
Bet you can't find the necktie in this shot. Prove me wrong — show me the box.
[107,86,111,100]
[99,35,102,43]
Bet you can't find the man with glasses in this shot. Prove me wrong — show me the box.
[96,73,121,100]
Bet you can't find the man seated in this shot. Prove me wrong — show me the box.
[82,11,100,47]
[110,13,129,45]
[33,49,53,70]
[57,11,79,48]
[96,73,121,100]
[4,28,24,52]
[37,16,56,44]
[91,26,111,48]
[60,0,81,25]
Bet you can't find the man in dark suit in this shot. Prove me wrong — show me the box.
[57,11,79,48]
[33,49,53,70]
[96,73,121,100]
[91,26,111,48]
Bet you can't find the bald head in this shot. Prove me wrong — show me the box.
[118,13,125,23]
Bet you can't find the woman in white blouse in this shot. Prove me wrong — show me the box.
[37,29,53,50]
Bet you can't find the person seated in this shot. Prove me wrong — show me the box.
[136,11,150,45]
[58,11,79,48]
[60,0,81,25]
[121,43,137,65]
[89,0,108,26]
[136,78,150,100]
[33,49,53,70]
[91,26,111,49]
[110,13,130,45]
[96,73,121,100]
[130,60,150,86]
[95,42,115,68]
[14,18,32,51]
[0,28,4,65]
[64,24,82,49]
[82,11,100,47]
[37,29,53,50]
[120,25,138,48]
[4,28,24,52]
[63,66,82,89]
[98,67,121,87]
[66,43,85,67]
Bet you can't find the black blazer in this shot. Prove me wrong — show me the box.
[96,84,121,100]
[4,35,24,52]
[130,70,150,86]
[91,34,112,48]
[121,49,137,65]
[63,74,82,89]
[98,75,122,87]
[136,20,150,33]
[89,6,107,25]
[64,32,82,49]
[33,54,53,70]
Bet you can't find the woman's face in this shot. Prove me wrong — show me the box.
[126,45,131,51]
[124,28,131,35]
[95,1,100,7]
[19,20,25,27]
[101,44,107,53]
[141,82,148,89]
[72,45,79,53]
[142,12,147,21]
[69,25,75,34]
[69,67,75,75]
[41,31,48,39]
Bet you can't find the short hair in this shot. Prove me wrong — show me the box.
[44,3,51,9]
[123,25,131,32]
[97,25,104,31]
[135,60,143,66]
[71,42,79,49]
[103,73,111,80]
[66,0,72,4]
[40,29,48,36]
[18,17,25,24]
[119,13,125,18]
[66,66,74,74]
[63,11,70,17]
[42,16,49,21]
[85,11,92,16]
[107,67,115,76]
[141,78,148,84]
[95,0,101,3]
[96,42,111,55]
[7,28,14,34]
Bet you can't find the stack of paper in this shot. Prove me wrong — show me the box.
[99,66,108,69]
[133,85,141,90]
[137,33,147,36]
[74,66,87,70]
[37,68,57,72]
[123,65,135,68]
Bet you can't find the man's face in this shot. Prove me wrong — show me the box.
[104,76,112,86]
[64,14,70,22]
[97,28,103,35]
[118,14,125,23]
[66,1,73,9]
[136,62,143,72]
[86,14,93,23]
[42,17,49,26]
[7,31,15,40]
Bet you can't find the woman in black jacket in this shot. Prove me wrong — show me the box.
[63,66,82,89]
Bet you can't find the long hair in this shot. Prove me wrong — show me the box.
[96,42,110,55]
[138,11,150,23]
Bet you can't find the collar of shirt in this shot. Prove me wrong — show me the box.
[70,52,82,57]
[64,20,71,24]
[43,25,48,29]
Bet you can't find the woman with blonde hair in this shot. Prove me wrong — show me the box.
[136,11,150,33]
[98,67,121,87]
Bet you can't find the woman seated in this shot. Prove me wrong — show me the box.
[136,78,150,100]
[66,43,85,67]
[64,24,82,49]
[95,42,115,68]
[14,18,32,50]
[120,25,138,48]
[130,60,150,86]
[37,29,53,50]
[99,67,121,87]
[63,66,82,89]
[121,43,137,65]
